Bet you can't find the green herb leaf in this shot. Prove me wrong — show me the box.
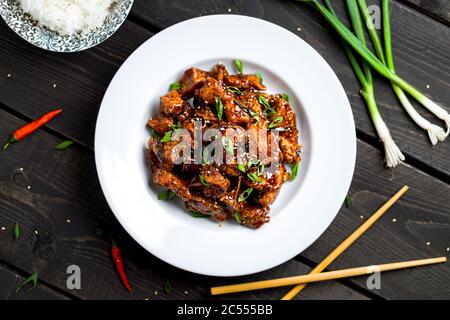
[158,189,176,200]
[14,222,20,241]
[234,59,244,74]
[215,96,224,121]
[95,227,103,236]
[16,272,38,294]
[345,193,351,208]
[290,162,299,181]
[258,94,276,116]
[238,188,253,202]
[247,172,262,183]
[248,109,260,123]
[227,86,243,95]
[199,175,209,187]
[281,93,290,102]
[237,163,246,173]
[54,140,74,150]
[169,82,181,91]
[189,211,209,218]
[257,160,265,176]
[247,160,254,169]
[164,280,172,294]
[269,116,284,129]
[171,121,182,130]
[234,212,242,224]
[256,72,263,84]
[160,131,173,143]
[151,129,160,139]
[222,136,234,155]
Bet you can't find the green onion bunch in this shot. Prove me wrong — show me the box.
[298,0,449,167]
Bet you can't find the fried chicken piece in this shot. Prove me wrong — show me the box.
[198,165,231,199]
[147,115,174,135]
[224,99,252,127]
[211,64,229,81]
[224,74,266,91]
[160,90,184,115]
[239,88,263,114]
[239,204,270,228]
[279,132,301,164]
[197,77,228,105]
[179,68,208,97]
[257,164,290,206]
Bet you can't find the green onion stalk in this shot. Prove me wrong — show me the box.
[324,0,404,167]
[300,0,450,135]
[356,0,446,145]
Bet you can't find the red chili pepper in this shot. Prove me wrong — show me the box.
[3,109,63,150]
[111,238,132,292]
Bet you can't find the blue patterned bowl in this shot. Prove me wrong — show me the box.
[0,0,134,52]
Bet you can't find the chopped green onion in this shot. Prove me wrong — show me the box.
[255,72,263,84]
[16,272,38,294]
[160,131,173,143]
[257,160,265,175]
[169,82,181,91]
[247,160,254,169]
[234,59,244,74]
[151,129,160,139]
[189,211,209,218]
[199,175,209,187]
[222,136,234,155]
[227,86,243,95]
[237,163,246,173]
[238,188,253,202]
[345,193,351,208]
[215,96,224,121]
[234,212,242,224]
[54,140,74,150]
[281,93,290,102]
[248,109,260,123]
[269,116,283,129]
[164,280,172,294]
[95,227,103,236]
[171,121,182,130]
[14,222,20,240]
[258,94,276,116]
[158,189,176,200]
[247,172,262,183]
[290,162,299,181]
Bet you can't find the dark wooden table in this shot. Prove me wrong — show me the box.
[0,0,449,300]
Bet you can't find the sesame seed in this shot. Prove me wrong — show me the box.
[297,27,302,31]
[53,83,57,88]
[7,74,11,78]
[392,218,397,223]
[184,290,189,295]
[228,8,232,12]
[446,247,449,252]
[426,84,430,89]
[144,298,150,300]
[34,230,38,235]
[19,168,24,171]
[426,242,431,246]
[27,185,31,190]
[66,219,71,223]
[1,227,5,231]
[359,215,364,220]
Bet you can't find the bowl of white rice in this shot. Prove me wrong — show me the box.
[0,0,134,52]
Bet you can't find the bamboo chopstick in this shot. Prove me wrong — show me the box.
[281,185,409,300]
[211,257,446,296]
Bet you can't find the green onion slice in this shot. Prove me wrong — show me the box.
[269,116,283,129]
[234,59,244,74]
[238,188,253,202]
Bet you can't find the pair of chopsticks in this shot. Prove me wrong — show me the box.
[210,185,447,298]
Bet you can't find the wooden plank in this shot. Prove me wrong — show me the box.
[0,20,152,149]
[300,141,450,300]
[0,263,68,300]
[400,0,450,25]
[0,109,368,300]
[129,0,450,179]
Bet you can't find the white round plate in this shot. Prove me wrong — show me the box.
[95,15,356,276]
